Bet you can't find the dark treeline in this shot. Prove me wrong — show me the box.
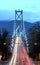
[27,21,40,60]
[0,28,12,61]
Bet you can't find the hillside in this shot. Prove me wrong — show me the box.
[0,20,32,37]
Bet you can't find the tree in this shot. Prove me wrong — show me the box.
[0,29,12,61]
[28,22,40,60]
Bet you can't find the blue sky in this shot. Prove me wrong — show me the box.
[0,0,40,22]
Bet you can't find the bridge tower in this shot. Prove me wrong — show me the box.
[13,10,26,39]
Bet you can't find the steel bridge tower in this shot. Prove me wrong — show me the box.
[12,10,27,43]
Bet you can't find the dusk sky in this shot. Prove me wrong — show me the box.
[0,0,40,22]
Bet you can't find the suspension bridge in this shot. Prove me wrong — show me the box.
[9,10,35,65]
[0,10,35,65]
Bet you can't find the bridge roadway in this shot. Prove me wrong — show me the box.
[0,43,35,65]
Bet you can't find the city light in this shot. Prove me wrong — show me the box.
[3,42,7,45]
[0,54,2,60]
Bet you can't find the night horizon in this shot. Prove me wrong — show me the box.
[0,10,40,23]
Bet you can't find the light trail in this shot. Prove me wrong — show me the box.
[9,37,18,65]
[9,37,35,65]
[9,43,18,65]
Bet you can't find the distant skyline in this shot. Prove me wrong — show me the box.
[0,0,40,22]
